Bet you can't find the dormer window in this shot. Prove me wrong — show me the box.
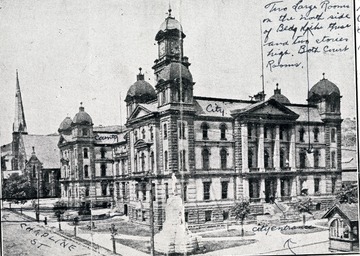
[82,128,88,136]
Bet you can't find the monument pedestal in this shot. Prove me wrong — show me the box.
[154,195,202,254]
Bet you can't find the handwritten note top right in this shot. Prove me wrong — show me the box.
[262,0,353,72]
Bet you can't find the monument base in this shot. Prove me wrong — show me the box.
[154,195,203,254]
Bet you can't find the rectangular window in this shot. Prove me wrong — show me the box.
[331,151,336,168]
[100,148,106,158]
[164,151,168,171]
[165,183,169,200]
[205,210,212,222]
[142,183,147,201]
[203,182,211,200]
[101,164,106,176]
[223,211,229,221]
[331,177,337,193]
[331,128,336,143]
[183,183,187,202]
[163,123,168,139]
[135,183,139,199]
[221,181,229,199]
[314,178,320,193]
[152,183,156,201]
[185,212,189,223]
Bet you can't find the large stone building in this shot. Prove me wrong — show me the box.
[1,71,61,198]
[57,106,126,208]
[58,10,343,229]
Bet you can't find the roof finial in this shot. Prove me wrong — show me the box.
[168,2,172,17]
[32,146,35,154]
[322,73,325,80]
[80,102,83,107]
[139,67,142,74]
[276,83,279,90]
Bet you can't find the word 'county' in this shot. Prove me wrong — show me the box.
[206,103,225,116]
[95,134,118,141]
[20,223,76,251]
[252,224,313,235]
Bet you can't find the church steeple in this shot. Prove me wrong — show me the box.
[13,70,27,134]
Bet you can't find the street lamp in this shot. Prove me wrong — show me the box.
[109,223,118,254]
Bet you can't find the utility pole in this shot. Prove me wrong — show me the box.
[109,223,118,254]
[149,176,155,256]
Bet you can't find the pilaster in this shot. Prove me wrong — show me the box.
[241,123,248,172]
[257,124,264,171]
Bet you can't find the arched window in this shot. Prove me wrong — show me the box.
[33,165,36,177]
[220,148,227,169]
[201,122,209,139]
[331,128,336,142]
[178,122,186,139]
[150,126,154,141]
[84,165,89,178]
[299,128,305,142]
[313,127,319,142]
[330,102,336,112]
[248,149,253,168]
[202,148,210,170]
[264,150,270,168]
[314,150,320,168]
[220,123,227,140]
[179,150,186,171]
[163,123,168,139]
[83,148,88,159]
[85,186,90,197]
[330,219,340,238]
[100,148,106,158]
[142,129,146,139]
[150,151,154,172]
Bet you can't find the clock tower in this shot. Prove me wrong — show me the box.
[153,9,190,76]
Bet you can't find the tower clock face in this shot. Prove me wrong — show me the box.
[159,41,166,56]
[170,40,180,55]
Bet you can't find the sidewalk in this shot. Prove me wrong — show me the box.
[19,208,149,256]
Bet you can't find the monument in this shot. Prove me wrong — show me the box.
[154,173,203,254]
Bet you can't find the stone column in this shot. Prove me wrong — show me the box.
[260,178,265,202]
[258,124,265,171]
[274,125,280,170]
[289,125,296,170]
[241,123,248,173]
[243,178,249,198]
[276,177,281,200]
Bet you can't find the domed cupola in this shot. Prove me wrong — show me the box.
[155,9,185,41]
[73,103,93,125]
[58,116,73,134]
[157,62,193,84]
[269,84,290,104]
[125,68,156,104]
[309,73,340,102]
[308,73,341,119]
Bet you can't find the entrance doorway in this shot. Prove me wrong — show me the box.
[265,178,277,203]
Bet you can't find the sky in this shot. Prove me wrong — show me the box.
[0,0,357,144]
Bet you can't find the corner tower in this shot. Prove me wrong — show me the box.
[153,9,194,107]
